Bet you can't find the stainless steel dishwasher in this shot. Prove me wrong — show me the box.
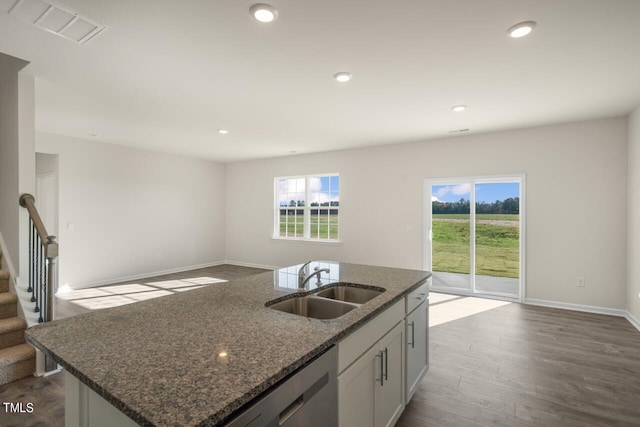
[226,346,337,427]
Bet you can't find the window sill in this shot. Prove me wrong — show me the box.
[271,237,343,245]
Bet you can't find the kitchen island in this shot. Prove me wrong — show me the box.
[25,262,430,426]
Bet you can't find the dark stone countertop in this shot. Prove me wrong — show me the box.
[25,262,431,426]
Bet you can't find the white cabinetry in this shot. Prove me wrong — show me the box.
[375,322,404,427]
[338,300,405,427]
[337,279,430,426]
[405,281,429,403]
[338,344,376,426]
[405,299,428,401]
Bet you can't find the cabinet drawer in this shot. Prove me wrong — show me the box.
[405,281,428,314]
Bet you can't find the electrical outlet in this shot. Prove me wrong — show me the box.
[577,277,585,287]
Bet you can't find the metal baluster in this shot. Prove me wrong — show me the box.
[42,258,47,323]
[30,222,37,302]
[32,223,37,301]
[27,220,33,294]
[38,244,44,323]
[45,236,57,323]
[34,234,40,313]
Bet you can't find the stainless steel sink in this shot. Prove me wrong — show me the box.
[315,284,384,304]
[268,295,358,320]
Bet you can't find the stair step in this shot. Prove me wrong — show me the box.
[0,292,18,319]
[0,317,27,350]
[0,343,36,385]
[0,270,9,293]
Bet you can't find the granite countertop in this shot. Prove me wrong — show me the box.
[25,262,430,426]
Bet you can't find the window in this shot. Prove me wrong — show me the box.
[275,174,340,241]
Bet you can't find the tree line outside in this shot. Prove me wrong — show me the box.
[280,200,340,207]
[432,197,519,215]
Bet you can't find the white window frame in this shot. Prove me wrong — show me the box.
[424,174,526,303]
[274,173,340,242]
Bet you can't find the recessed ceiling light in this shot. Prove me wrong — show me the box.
[451,105,467,112]
[507,21,537,38]
[218,129,229,135]
[333,72,352,83]
[250,4,279,23]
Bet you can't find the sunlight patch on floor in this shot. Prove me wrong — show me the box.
[56,288,111,300]
[430,292,512,327]
[172,285,206,292]
[126,290,173,301]
[98,284,157,294]
[72,295,136,310]
[57,277,226,310]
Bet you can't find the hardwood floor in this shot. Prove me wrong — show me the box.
[2,270,640,426]
[397,293,640,427]
[0,371,64,426]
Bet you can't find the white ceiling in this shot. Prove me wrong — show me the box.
[1,0,640,163]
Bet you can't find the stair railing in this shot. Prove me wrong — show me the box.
[19,194,58,324]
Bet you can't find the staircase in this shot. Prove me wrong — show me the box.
[0,251,35,385]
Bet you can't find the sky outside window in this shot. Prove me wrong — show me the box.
[432,182,518,203]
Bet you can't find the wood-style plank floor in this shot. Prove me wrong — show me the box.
[2,268,640,426]
[397,293,640,427]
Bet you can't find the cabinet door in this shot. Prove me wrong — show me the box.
[406,300,428,402]
[374,322,405,427]
[338,344,377,427]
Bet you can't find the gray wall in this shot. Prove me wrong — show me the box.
[36,152,59,174]
[36,132,227,288]
[0,53,29,275]
[628,106,640,322]
[226,117,628,310]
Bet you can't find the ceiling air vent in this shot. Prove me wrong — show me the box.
[448,129,470,134]
[8,0,106,45]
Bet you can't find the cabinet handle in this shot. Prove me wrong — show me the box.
[383,348,388,381]
[408,321,415,349]
[415,293,427,301]
[377,351,384,386]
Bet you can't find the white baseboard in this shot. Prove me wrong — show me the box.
[626,311,640,332]
[66,261,227,290]
[224,260,277,270]
[524,298,627,317]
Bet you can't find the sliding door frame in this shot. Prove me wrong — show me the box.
[424,174,526,303]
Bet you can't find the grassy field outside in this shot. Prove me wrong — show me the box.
[432,214,519,278]
[279,214,338,239]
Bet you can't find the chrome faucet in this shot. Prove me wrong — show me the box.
[299,268,330,290]
[298,261,330,289]
[298,260,313,286]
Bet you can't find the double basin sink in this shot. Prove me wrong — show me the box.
[266,283,385,320]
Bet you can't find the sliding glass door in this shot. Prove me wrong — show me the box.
[430,183,472,292]
[426,177,524,301]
